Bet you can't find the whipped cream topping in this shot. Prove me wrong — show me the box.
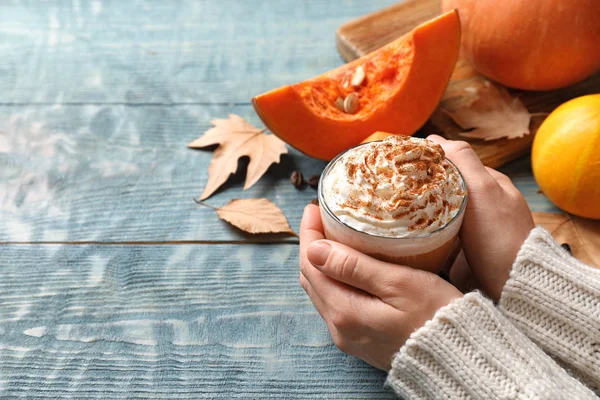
[321,136,466,237]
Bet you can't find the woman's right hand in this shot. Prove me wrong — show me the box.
[428,135,535,301]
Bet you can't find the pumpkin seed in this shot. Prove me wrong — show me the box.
[351,66,365,86]
[335,97,345,111]
[343,93,359,114]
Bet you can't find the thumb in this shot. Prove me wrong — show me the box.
[427,135,495,191]
[307,240,414,298]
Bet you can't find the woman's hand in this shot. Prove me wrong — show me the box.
[299,204,462,371]
[428,135,535,301]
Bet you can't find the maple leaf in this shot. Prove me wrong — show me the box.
[188,114,288,200]
[441,81,532,141]
[196,198,296,236]
[533,212,600,268]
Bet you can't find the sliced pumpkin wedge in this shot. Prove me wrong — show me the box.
[252,10,461,160]
[361,131,396,144]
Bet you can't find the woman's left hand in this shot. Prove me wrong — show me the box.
[299,204,462,371]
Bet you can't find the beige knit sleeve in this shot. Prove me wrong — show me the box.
[499,226,600,392]
[387,292,597,399]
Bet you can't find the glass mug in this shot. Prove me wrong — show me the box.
[317,142,468,274]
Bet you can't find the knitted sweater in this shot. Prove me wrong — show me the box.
[387,227,600,399]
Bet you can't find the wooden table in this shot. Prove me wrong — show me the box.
[0,1,560,398]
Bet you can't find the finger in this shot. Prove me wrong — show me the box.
[304,256,375,308]
[427,135,496,191]
[300,272,345,351]
[485,167,513,187]
[300,204,324,247]
[299,203,343,294]
[300,204,345,306]
[300,201,390,347]
[300,272,329,318]
[307,239,413,299]
[441,238,462,276]
[300,213,378,311]
[302,257,383,332]
[485,167,526,201]
[299,204,325,277]
[447,250,477,293]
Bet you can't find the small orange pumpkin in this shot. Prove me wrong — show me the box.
[532,94,600,219]
[252,11,461,160]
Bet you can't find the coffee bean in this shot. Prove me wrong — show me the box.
[290,170,304,190]
[309,198,319,206]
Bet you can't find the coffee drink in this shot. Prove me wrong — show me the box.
[318,136,467,273]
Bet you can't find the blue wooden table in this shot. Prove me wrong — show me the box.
[0,1,559,398]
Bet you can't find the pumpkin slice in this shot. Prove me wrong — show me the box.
[252,10,461,161]
[361,131,395,144]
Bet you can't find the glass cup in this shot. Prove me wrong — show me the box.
[318,142,468,274]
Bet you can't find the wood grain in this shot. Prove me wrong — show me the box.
[0,0,397,105]
[0,104,326,243]
[0,244,394,398]
[336,0,440,61]
[0,0,557,244]
[0,3,399,396]
[0,1,571,398]
[336,0,600,169]
[0,103,556,243]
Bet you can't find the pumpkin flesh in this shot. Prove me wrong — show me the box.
[252,11,461,160]
[361,131,395,144]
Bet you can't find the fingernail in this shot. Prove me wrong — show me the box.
[307,241,331,268]
[428,134,446,142]
[303,204,312,216]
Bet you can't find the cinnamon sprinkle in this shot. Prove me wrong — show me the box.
[334,136,463,230]
[347,163,357,180]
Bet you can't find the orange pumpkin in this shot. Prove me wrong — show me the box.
[361,131,395,144]
[442,0,600,90]
[532,94,600,219]
[252,11,460,161]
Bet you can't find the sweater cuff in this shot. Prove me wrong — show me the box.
[499,226,600,391]
[387,292,596,399]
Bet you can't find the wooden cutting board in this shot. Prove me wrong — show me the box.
[336,0,600,168]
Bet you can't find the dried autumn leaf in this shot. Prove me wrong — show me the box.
[188,114,288,200]
[442,81,532,141]
[532,212,600,268]
[198,198,295,235]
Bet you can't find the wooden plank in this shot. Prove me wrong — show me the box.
[0,104,557,243]
[0,0,559,244]
[0,1,567,398]
[0,0,399,105]
[336,0,600,169]
[0,244,395,399]
[336,0,440,61]
[0,104,326,243]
